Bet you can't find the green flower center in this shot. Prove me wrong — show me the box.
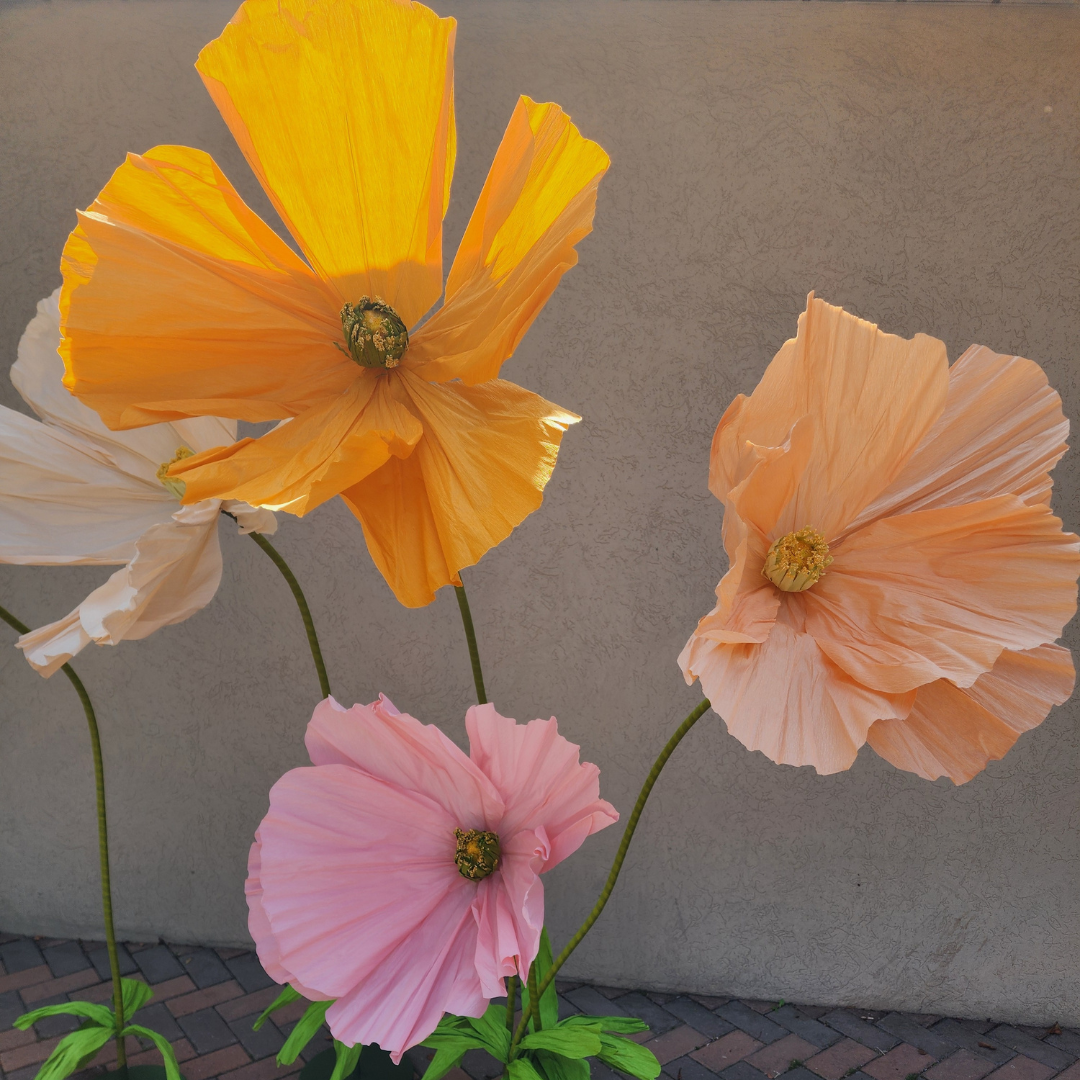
[454,828,501,881]
[762,527,832,593]
[339,297,408,369]
[156,446,194,500]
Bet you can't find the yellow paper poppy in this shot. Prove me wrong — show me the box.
[59,0,609,607]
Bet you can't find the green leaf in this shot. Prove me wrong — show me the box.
[254,984,304,1031]
[508,1058,545,1080]
[596,1034,661,1080]
[33,1025,113,1080]
[330,1040,363,1080]
[519,1029,602,1059]
[14,1001,114,1031]
[278,1000,332,1066]
[559,1015,649,1035]
[465,1004,512,1061]
[122,978,155,1019]
[420,1044,469,1080]
[519,930,559,1033]
[122,1023,184,1080]
[534,1050,590,1080]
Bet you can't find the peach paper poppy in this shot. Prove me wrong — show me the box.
[679,294,1080,783]
[247,694,618,1058]
[59,0,609,608]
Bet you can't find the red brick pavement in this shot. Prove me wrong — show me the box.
[1,932,1077,1080]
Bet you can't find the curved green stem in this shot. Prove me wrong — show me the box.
[246,531,331,699]
[0,604,126,1068]
[504,974,518,1034]
[511,698,711,1053]
[454,581,488,705]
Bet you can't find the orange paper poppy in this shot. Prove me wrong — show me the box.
[59,0,609,607]
[680,294,1080,783]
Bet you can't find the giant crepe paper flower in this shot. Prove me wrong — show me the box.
[680,294,1080,784]
[58,0,609,609]
[247,694,618,1058]
[0,291,276,676]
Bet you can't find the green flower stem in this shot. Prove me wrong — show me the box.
[0,603,127,1068]
[527,961,543,1031]
[454,582,488,705]
[510,697,711,1054]
[504,974,518,1034]
[246,531,331,699]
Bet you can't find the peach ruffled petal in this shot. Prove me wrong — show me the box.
[169,374,423,515]
[60,145,348,428]
[407,96,609,384]
[342,371,579,607]
[866,643,1075,784]
[711,295,949,539]
[679,614,915,775]
[197,0,456,328]
[464,705,618,869]
[806,496,1080,694]
[848,345,1070,532]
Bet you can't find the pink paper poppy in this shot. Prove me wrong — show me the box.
[247,695,618,1058]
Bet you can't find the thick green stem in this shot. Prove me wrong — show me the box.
[527,962,543,1032]
[246,531,331,699]
[454,582,487,705]
[0,604,126,1068]
[511,698,711,1053]
[504,975,518,1034]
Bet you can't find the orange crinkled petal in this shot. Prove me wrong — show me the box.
[60,145,350,428]
[169,373,423,516]
[341,370,579,607]
[804,495,1080,695]
[197,0,456,328]
[407,96,609,385]
[866,642,1075,784]
[710,294,950,539]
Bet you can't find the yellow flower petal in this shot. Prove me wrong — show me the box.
[60,144,349,428]
[197,0,456,327]
[341,370,579,607]
[407,96,609,384]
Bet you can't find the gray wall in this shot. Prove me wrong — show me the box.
[2,0,1078,1026]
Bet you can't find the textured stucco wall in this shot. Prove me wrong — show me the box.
[1,0,1079,1026]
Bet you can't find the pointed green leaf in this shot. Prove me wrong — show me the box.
[508,1059,545,1080]
[596,1034,661,1080]
[559,1015,649,1035]
[122,1023,184,1080]
[14,1001,114,1031]
[32,1025,114,1080]
[254,984,304,1031]
[420,1044,470,1080]
[519,931,559,1034]
[465,1004,511,1061]
[278,1000,332,1066]
[330,1040,363,1080]
[534,1050,589,1080]
[121,978,154,1018]
[519,1029,601,1059]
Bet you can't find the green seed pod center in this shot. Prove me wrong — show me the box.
[454,828,501,881]
[339,297,408,369]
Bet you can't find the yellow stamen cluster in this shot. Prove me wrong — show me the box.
[454,828,501,881]
[762,527,832,593]
[339,297,408,369]
[156,446,194,500]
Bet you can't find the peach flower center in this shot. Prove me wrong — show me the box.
[454,828,501,881]
[156,446,194,500]
[762,527,833,593]
[339,297,408,370]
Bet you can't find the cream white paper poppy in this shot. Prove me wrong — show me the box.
[0,290,276,676]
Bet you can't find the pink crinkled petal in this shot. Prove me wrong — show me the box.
[253,764,480,1048]
[304,696,504,828]
[471,826,550,996]
[466,704,618,871]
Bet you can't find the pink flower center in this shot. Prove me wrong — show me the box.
[454,828,501,881]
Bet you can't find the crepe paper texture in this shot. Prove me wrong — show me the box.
[0,290,275,676]
[680,292,1080,783]
[247,694,617,1058]
[58,0,610,609]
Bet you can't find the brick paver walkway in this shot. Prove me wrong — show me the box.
[2,932,1078,1080]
